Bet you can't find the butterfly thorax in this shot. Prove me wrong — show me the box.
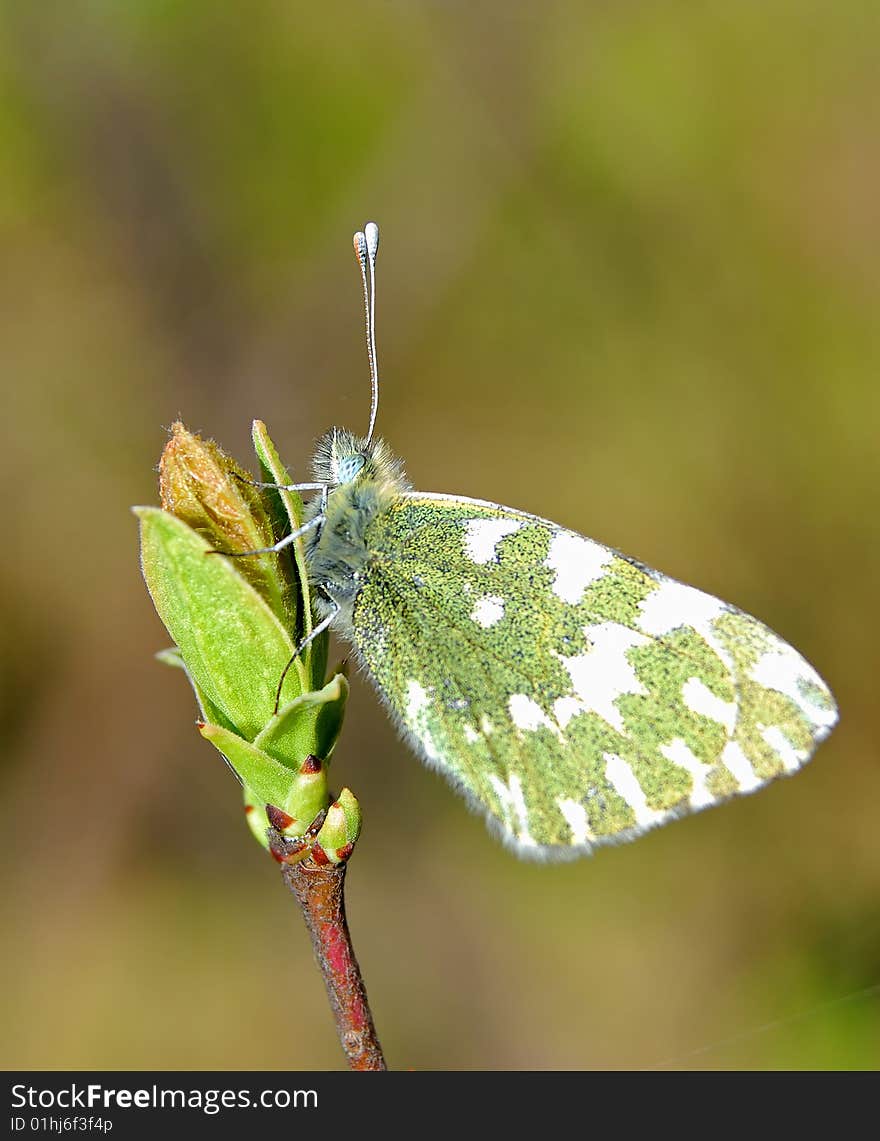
[306,428,410,628]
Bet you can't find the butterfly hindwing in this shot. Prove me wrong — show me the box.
[347,492,837,859]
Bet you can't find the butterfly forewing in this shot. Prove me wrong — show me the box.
[348,492,837,858]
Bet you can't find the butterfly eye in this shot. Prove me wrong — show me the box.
[337,453,366,485]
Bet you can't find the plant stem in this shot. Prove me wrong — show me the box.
[271,836,386,1071]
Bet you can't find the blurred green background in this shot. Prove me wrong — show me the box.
[1,1,878,1071]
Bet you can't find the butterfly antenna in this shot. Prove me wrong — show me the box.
[353,221,380,444]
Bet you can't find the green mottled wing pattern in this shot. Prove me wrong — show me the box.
[350,492,837,859]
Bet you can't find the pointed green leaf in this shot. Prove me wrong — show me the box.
[136,506,303,738]
[199,722,298,810]
[254,673,349,768]
[252,419,327,689]
[243,785,272,850]
[200,722,330,831]
[252,419,305,535]
[156,646,238,733]
[155,647,185,669]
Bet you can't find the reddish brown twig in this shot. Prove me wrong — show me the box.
[270,833,386,1071]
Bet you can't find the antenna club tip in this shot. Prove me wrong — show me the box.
[365,221,379,257]
[353,230,367,259]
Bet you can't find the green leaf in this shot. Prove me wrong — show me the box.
[136,506,303,738]
[316,787,362,864]
[198,722,299,811]
[199,722,330,830]
[253,673,349,769]
[243,786,272,850]
[251,419,306,536]
[155,646,238,733]
[252,419,327,689]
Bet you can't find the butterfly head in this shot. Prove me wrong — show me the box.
[312,427,408,493]
[312,427,368,486]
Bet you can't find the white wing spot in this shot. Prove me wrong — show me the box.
[659,738,715,809]
[508,694,560,738]
[750,649,837,732]
[471,595,505,628]
[552,695,583,729]
[557,798,593,846]
[604,753,666,829]
[637,579,734,671]
[405,679,430,720]
[638,579,726,637]
[488,773,535,846]
[721,740,761,792]
[555,622,649,734]
[760,725,806,773]
[463,518,522,564]
[545,531,612,604]
[405,680,442,762]
[480,715,495,736]
[463,724,480,744]
[682,676,737,733]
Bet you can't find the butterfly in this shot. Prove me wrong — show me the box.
[234,222,838,860]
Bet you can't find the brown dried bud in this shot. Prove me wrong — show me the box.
[158,421,290,618]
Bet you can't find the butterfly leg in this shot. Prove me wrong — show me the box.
[234,475,327,495]
[207,514,324,558]
[235,471,333,511]
[274,602,340,712]
[234,474,336,533]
